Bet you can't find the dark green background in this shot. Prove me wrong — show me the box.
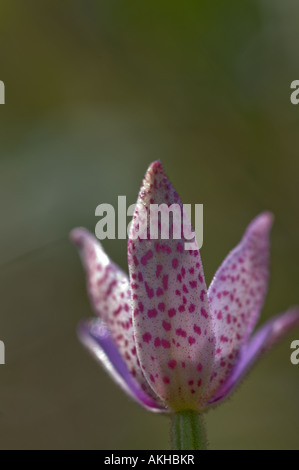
[0,1,298,449]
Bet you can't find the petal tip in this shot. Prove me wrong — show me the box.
[247,211,274,238]
[70,227,88,247]
[280,307,299,330]
[144,161,166,183]
[147,160,164,173]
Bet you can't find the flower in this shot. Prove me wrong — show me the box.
[71,161,299,413]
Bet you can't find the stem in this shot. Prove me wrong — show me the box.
[171,410,206,450]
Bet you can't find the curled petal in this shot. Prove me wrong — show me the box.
[206,212,273,397]
[128,161,215,411]
[209,308,299,406]
[78,318,166,412]
[71,228,155,399]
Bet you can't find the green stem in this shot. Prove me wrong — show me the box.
[171,410,207,450]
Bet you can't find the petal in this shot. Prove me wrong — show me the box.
[71,228,156,400]
[206,212,273,397]
[208,308,299,405]
[78,318,166,412]
[128,161,215,411]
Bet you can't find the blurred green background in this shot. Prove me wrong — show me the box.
[0,0,298,450]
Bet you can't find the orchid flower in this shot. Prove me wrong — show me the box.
[71,161,299,449]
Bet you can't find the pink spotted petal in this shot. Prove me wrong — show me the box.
[78,319,166,412]
[206,212,273,398]
[128,161,215,411]
[71,228,156,399]
[208,308,299,406]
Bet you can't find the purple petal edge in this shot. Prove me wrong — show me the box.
[208,308,299,405]
[78,318,167,413]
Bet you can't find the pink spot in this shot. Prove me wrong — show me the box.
[162,339,171,349]
[176,328,187,338]
[162,275,169,290]
[141,250,153,266]
[188,336,196,345]
[163,377,170,384]
[154,337,161,347]
[220,335,229,343]
[201,307,208,319]
[150,374,155,383]
[193,324,201,335]
[172,258,179,269]
[197,363,203,372]
[197,379,202,387]
[178,305,185,313]
[126,353,134,364]
[188,380,194,386]
[168,360,177,369]
[168,308,176,318]
[156,287,163,296]
[145,282,154,298]
[138,301,144,313]
[226,314,231,324]
[175,289,181,296]
[142,333,152,343]
[138,272,143,282]
[188,304,195,313]
[133,256,139,266]
[158,302,165,312]
[113,306,122,317]
[156,265,163,278]
[148,308,158,318]
[163,321,171,331]
[189,280,197,289]
[161,244,171,254]
[183,284,189,294]
[198,274,203,283]
[217,311,222,320]
[177,242,183,253]
[200,290,206,302]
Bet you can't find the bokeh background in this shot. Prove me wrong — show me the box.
[0,0,298,450]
